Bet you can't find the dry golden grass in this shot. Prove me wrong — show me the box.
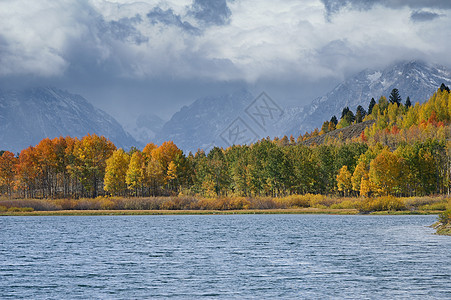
[0,195,448,214]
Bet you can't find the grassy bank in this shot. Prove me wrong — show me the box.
[0,208,446,217]
[433,209,451,235]
[0,195,448,216]
[433,222,451,235]
[0,208,360,216]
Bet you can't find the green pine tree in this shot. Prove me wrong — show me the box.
[389,88,402,106]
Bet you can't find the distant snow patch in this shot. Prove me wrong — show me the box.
[367,71,381,83]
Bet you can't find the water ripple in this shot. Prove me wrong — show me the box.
[1,215,450,299]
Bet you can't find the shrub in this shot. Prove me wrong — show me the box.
[54,199,77,210]
[307,194,337,208]
[7,207,34,212]
[229,197,251,210]
[0,200,61,211]
[358,196,406,212]
[418,202,447,211]
[330,199,359,209]
[159,197,196,210]
[196,197,219,210]
[276,195,310,208]
[439,210,451,225]
[74,199,102,210]
[404,196,447,210]
[249,197,278,209]
[100,199,116,210]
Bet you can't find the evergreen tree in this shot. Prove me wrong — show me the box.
[355,105,367,123]
[341,107,350,119]
[405,96,412,108]
[343,110,355,124]
[355,110,363,123]
[368,98,376,115]
[389,88,402,106]
[440,83,450,92]
[330,115,338,125]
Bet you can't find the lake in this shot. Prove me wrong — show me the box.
[1,215,450,299]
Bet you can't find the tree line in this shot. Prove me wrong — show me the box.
[0,86,450,199]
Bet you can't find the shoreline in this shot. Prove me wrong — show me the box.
[432,222,451,235]
[0,208,443,216]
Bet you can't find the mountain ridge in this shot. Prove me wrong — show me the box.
[0,87,137,152]
[281,60,451,136]
[155,88,255,153]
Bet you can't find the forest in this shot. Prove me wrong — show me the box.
[0,85,450,210]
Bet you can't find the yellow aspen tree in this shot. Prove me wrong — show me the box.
[146,158,164,196]
[104,149,130,196]
[351,160,367,193]
[337,165,352,196]
[126,151,144,195]
[360,176,372,197]
[369,148,405,195]
[73,134,116,197]
[166,160,177,192]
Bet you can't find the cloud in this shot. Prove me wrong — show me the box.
[189,0,232,26]
[1,0,451,128]
[321,0,451,19]
[410,10,441,22]
[102,15,148,44]
[146,7,200,34]
[1,0,451,90]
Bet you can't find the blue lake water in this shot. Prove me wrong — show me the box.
[1,215,450,299]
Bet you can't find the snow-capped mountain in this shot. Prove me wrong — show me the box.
[154,60,451,152]
[155,89,256,153]
[0,87,137,152]
[281,60,451,136]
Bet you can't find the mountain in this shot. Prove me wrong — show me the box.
[155,89,256,153]
[280,60,451,136]
[0,87,137,152]
[124,113,166,146]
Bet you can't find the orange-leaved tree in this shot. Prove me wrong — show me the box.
[0,151,18,198]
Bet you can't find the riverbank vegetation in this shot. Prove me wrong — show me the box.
[432,199,451,235]
[0,195,447,215]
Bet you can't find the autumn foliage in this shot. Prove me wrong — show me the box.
[0,86,450,204]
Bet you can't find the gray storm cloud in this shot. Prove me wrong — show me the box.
[190,0,232,25]
[410,10,442,22]
[1,0,450,83]
[0,0,450,124]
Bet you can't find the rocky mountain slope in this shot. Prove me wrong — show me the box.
[0,87,137,152]
[302,120,376,146]
[155,89,256,153]
[152,61,451,153]
[280,60,451,136]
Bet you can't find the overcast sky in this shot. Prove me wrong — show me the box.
[1,0,450,127]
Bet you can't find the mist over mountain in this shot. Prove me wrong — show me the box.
[279,60,451,136]
[155,89,255,153]
[3,61,450,154]
[0,87,137,153]
[124,113,166,147]
[151,60,451,153]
